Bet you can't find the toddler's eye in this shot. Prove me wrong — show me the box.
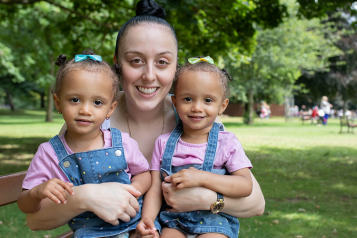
[70,98,80,103]
[94,100,103,106]
[205,98,213,103]
[184,97,192,102]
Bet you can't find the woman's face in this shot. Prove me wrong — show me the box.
[116,23,178,111]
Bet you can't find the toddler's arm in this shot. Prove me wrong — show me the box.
[130,170,151,199]
[168,167,252,198]
[136,171,163,238]
[18,178,74,214]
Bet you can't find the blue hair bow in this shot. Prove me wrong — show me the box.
[74,54,102,62]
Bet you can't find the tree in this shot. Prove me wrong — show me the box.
[226,0,341,124]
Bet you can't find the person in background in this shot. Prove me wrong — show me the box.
[320,96,332,125]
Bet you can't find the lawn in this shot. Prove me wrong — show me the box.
[0,109,356,238]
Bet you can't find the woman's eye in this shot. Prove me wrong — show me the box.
[158,60,168,65]
[205,98,213,103]
[94,100,103,106]
[132,59,143,64]
[70,98,80,103]
[184,97,192,102]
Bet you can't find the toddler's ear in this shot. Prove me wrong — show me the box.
[106,101,118,118]
[219,99,229,115]
[53,94,61,112]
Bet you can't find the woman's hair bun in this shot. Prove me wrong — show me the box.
[80,48,96,55]
[136,0,166,19]
[55,54,67,67]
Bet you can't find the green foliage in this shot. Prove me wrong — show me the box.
[226,0,342,124]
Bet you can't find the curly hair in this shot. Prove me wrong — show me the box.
[54,49,120,102]
[174,57,233,99]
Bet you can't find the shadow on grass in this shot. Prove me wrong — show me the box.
[0,136,50,175]
[241,145,357,237]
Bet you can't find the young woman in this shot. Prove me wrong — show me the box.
[26,0,265,235]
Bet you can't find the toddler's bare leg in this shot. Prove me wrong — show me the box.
[197,233,228,238]
[161,227,186,238]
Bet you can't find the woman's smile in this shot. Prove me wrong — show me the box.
[136,86,159,95]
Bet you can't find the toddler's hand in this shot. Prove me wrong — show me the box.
[170,167,204,189]
[31,178,74,204]
[136,218,157,238]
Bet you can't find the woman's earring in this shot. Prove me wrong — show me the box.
[58,111,62,114]
[106,117,110,120]
[218,113,222,116]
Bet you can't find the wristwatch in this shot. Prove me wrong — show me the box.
[210,193,224,214]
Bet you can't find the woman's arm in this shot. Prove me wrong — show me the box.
[26,183,141,230]
[162,171,265,218]
[168,167,252,198]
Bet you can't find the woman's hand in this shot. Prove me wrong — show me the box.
[83,183,141,226]
[161,182,215,213]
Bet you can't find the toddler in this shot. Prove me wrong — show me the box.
[18,50,152,238]
[137,56,253,238]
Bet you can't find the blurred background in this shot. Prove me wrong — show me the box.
[0,0,356,237]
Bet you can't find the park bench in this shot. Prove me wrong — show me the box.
[340,117,357,133]
[0,171,73,238]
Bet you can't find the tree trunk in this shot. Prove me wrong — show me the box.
[5,89,15,111]
[40,91,45,109]
[248,89,254,125]
[343,100,347,115]
[46,57,55,122]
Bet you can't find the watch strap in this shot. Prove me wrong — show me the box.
[217,192,223,201]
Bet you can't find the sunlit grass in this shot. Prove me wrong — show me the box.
[0,110,356,237]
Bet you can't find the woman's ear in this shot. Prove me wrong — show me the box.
[219,99,229,115]
[53,94,61,113]
[171,95,177,109]
[113,54,117,64]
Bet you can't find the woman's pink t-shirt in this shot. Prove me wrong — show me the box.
[151,131,252,173]
[22,129,149,190]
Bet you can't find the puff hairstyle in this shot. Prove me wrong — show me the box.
[174,57,233,99]
[114,0,178,59]
[54,49,120,102]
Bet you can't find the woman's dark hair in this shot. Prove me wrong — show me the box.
[174,57,233,99]
[54,49,120,102]
[114,0,178,59]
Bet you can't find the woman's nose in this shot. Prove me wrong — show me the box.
[142,63,156,82]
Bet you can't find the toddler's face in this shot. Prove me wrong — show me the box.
[54,70,117,137]
[172,70,228,133]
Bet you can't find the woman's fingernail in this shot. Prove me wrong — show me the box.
[64,200,67,204]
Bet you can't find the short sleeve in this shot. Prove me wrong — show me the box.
[122,133,149,176]
[22,143,69,190]
[224,135,253,173]
[150,136,164,171]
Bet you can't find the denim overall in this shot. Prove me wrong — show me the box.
[49,128,154,238]
[159,121,240,238]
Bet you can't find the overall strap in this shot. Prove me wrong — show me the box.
[202,122,220,172]
[49,135,69,160]
[161,120,183,172]
[110,128,123,147]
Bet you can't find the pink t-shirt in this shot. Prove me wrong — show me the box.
[151,131,252,173]
[22,129,149,190]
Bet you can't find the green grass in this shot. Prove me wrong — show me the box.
[0,109,356,237]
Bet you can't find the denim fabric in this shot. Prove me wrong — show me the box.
[49,128,160,238]
[159,121,239,238]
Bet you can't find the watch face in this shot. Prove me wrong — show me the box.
[212,202,224,214]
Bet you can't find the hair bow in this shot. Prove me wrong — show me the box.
[74,54,102,62]
[188,56,214,65]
